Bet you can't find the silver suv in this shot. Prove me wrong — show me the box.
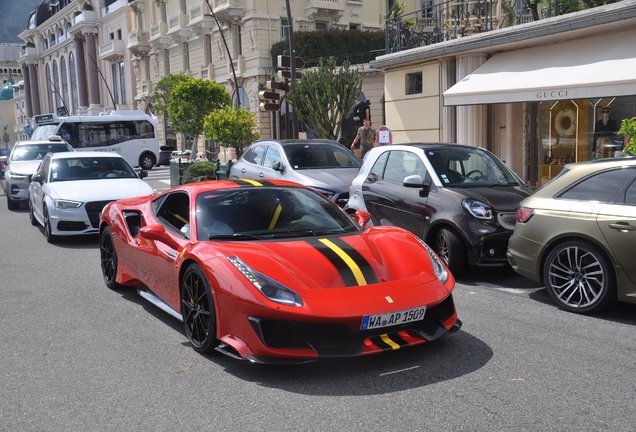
[5,136,73,210]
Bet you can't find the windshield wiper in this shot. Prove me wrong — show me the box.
[207,233,264,241]
[270,230,341,239]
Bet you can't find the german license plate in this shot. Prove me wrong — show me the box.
[360,306,427,330]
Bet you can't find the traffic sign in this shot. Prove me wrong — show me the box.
[259,102,280,112]
[278,55,305,69]
[278,70,302,80]
[266,80,288,91]
[259,91,280,101]
[376,125,392,146]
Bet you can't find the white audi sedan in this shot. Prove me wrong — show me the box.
[28,151,155,243]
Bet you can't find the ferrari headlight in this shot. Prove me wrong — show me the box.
[227,257,303,307]
[416,238,449,284]
[462,199,493,220]
[54,199,83,209]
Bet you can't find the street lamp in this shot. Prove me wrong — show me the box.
[203,0,242,107]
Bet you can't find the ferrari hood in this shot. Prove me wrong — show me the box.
[48,179,154,202]
[7,160,41,175]
[206,228,438,290]
[449,184,535,211]
[289,167,359,192]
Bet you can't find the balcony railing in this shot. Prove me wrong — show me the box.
[386,0,558,54]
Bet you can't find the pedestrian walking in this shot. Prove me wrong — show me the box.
[351,118,376,160]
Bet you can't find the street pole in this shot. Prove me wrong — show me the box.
[204,0,241,107]
[284,0,298,138]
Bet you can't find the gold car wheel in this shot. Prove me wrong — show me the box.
[543,240,616,314]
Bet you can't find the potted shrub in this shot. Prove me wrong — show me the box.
[181,161,218,184]
[619,117,636,156]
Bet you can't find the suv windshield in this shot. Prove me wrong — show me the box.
[425,147,521,187]
[284,143,362,170]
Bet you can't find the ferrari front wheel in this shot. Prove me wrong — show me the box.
[181,264,218,353]
[100,226,123,290]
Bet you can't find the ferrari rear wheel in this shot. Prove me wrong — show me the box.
[100,226,123,290]
[181,264,218,353]
[434,227,467,277]
[543,240,616,314]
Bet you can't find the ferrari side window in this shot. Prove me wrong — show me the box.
[156,192,191,236]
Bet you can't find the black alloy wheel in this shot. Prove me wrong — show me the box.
[543,240,616,314]
[434,228,467,277]
[100,226,123,290]
[7,194,19,210]
[43,206,58,244]
[181,264,218,353]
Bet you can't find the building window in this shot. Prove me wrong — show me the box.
[160,2,167,23]
[119,61,126,105]
[180,0,187,13]
[233,87,250,111]
[281,18,289,40]
[315,21,328,30]
[111,63,119,106]
[407,72,422,95]
[421,0,433,17]
[203,34,212,66]
[70,53,78,111]
[232,24,242,58]
[350,24,359,30]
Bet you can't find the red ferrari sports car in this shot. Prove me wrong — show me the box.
[99,179,461,363]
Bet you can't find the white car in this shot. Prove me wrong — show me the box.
[5,137,74,210]
[28,151,155,243]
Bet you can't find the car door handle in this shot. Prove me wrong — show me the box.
[258,172,264,178]
[608,222,636,231]
[241,168,246,173]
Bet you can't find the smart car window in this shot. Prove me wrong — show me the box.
[559,168,636,203]
[384,151,409,183]
[370,151,389,178]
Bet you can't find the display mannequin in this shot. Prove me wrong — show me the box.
[593,106,618,158]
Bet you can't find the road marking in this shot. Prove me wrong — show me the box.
[379,366,420,376]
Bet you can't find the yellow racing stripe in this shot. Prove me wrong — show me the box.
[318,238,367,286]
[239,179,263,186]
[268,204,283,230]
[380,334,401,350]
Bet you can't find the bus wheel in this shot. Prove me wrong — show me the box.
[139,152,155,170]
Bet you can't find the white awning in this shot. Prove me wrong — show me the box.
[443,28,636,106]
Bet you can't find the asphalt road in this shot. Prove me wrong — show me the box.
[2,172,636,431]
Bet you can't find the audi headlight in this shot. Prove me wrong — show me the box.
[462,199,493,220]
[54,199,83,209]
[8,172,28,180]
[227,257,303,307]
[416,238,449,284]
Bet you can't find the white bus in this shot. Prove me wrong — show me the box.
[31,110,160,170]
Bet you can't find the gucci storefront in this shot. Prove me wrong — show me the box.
[443,25,636,186]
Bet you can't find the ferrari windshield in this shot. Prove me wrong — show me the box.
[424,146,522,187]
[284,143,362,170]
[195,186,360,241]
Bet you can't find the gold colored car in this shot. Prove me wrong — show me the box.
[507,157,636,313]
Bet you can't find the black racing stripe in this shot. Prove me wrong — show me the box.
[307,239,358,287]
[328,237,379,284]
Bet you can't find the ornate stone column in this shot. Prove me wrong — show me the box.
[85,31,101,107]
[28,63,41,116]
[23,65,33,118]
[74,36,89,109]
[456,53,487,147]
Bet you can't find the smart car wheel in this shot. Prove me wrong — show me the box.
[43,206,58,244]
[100,226,123,290]
[434,228,467,277]
[181,264,218,353]
[543,240,616,314]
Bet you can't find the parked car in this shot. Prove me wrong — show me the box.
[157,145,175,166]
[99,179,461,362]
[507,156,636,314]
[229,139,362,207]
[5,137,74,210]
[28,151,154,243]
[345,143,535,276]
